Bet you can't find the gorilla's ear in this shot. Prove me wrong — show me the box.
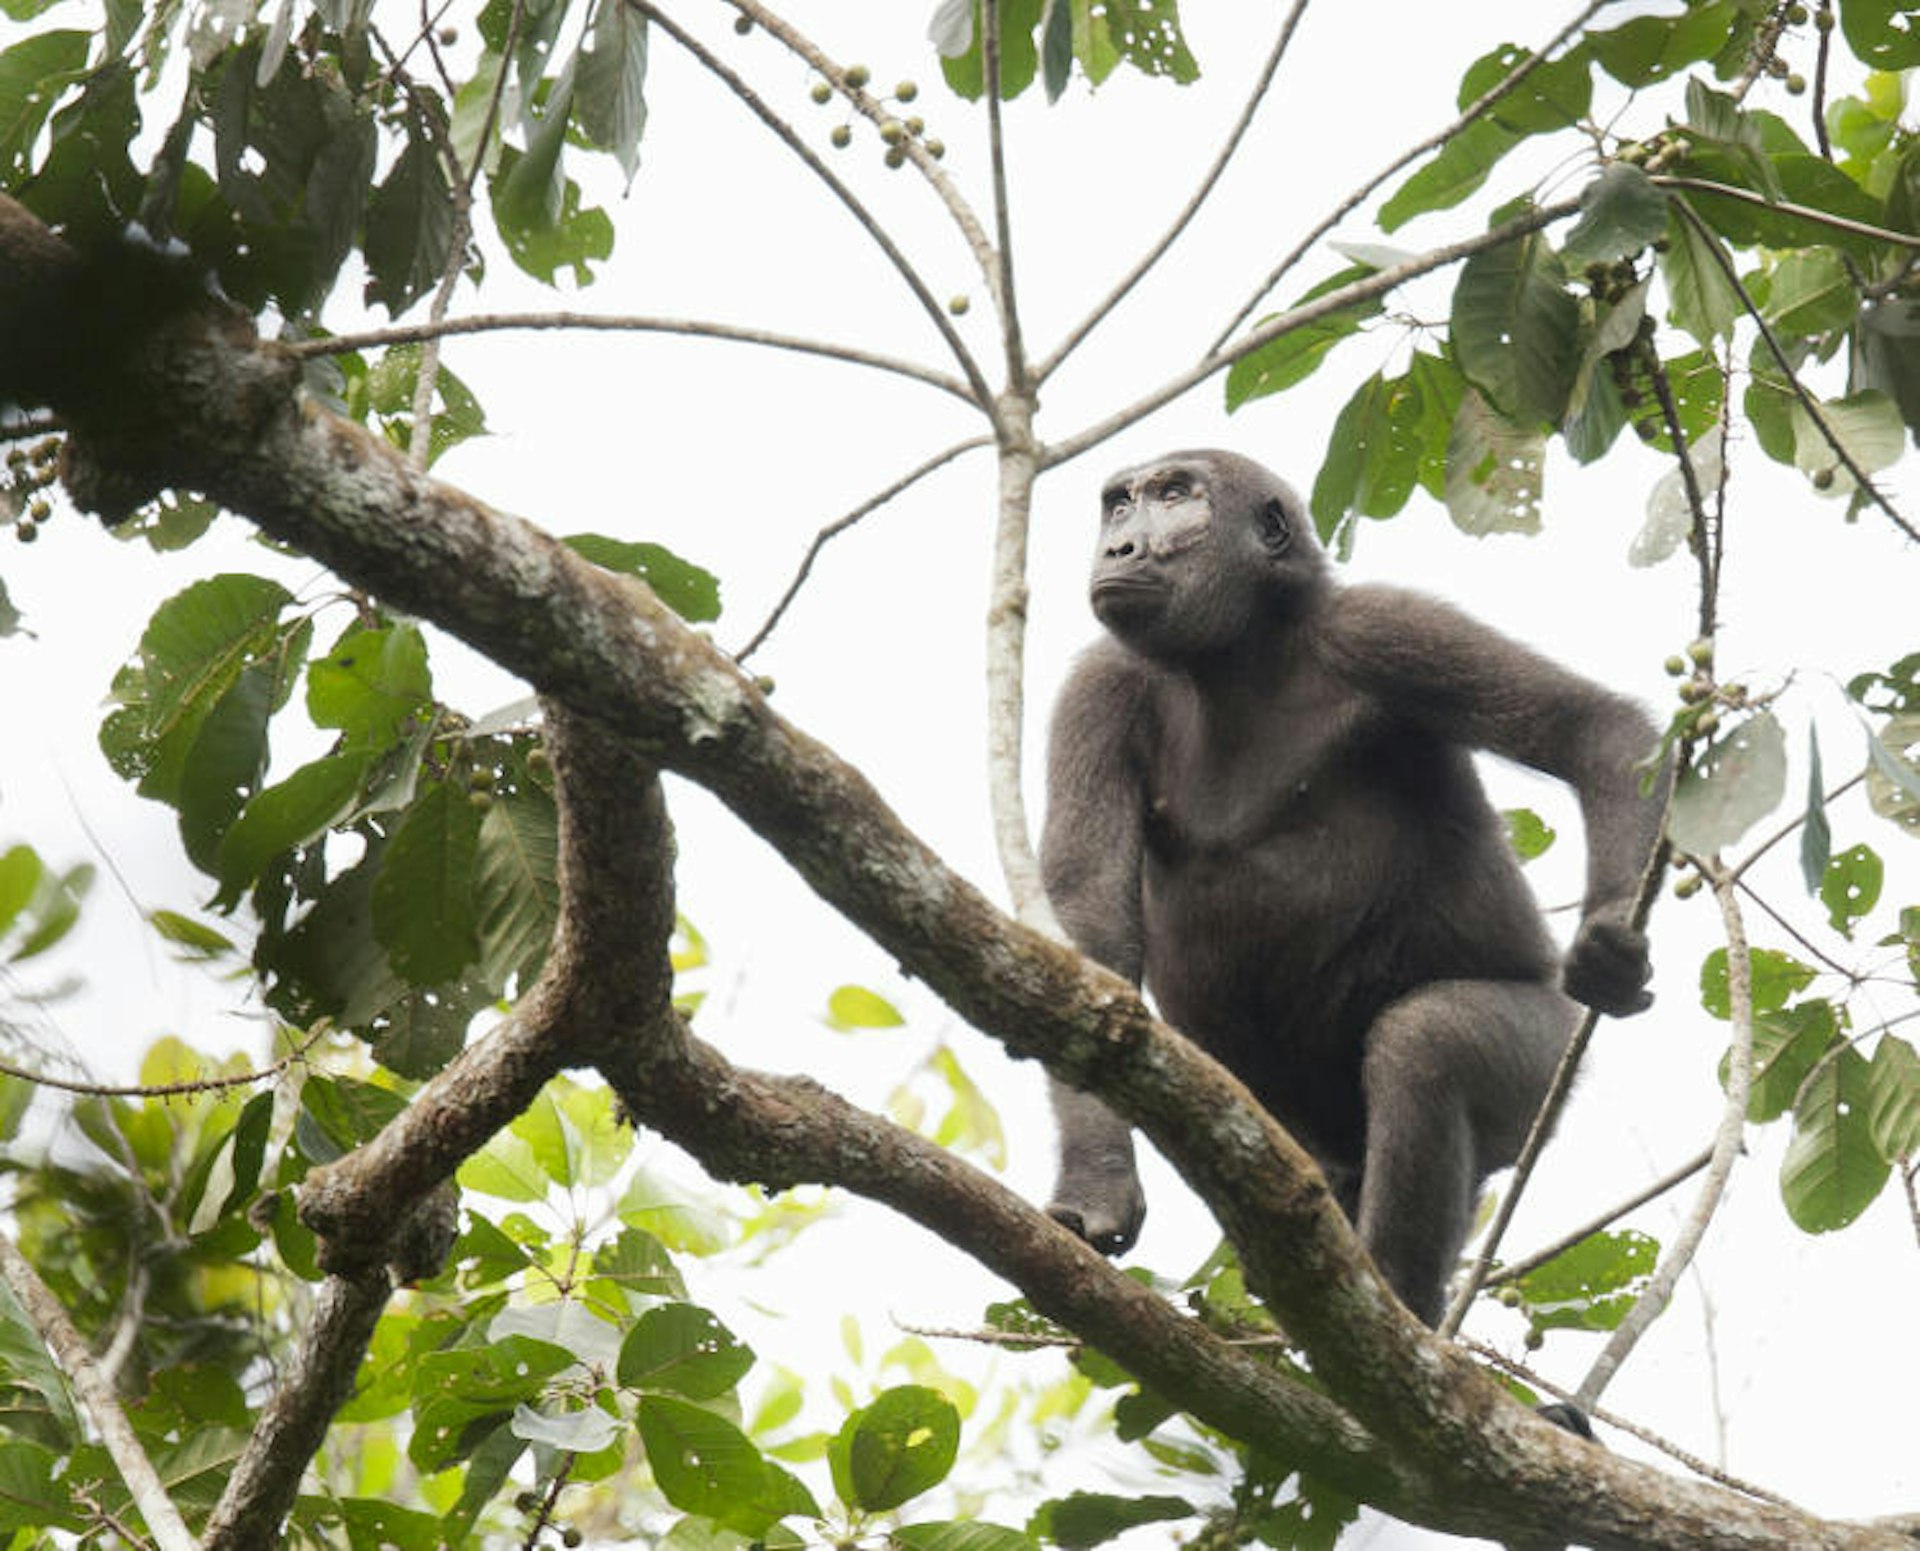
[1258,496,1292,557]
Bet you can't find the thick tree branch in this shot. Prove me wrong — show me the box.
[0,196,1907,1551]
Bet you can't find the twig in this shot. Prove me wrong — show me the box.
[1730,770,1867,885]
[0,1235,196,1551]
[1576,860,1754,1409]
[1036,0,1310,383]
[0,1022,330,1098]
[633,0,997,414]
[1209,0,1620,353]
[981,0,1027,390]
[733,435,992,661]
[727,0,999,288]
[280,310,974,402]
[1483,1147,1713,1286]
[1652,176,1920,251]
[1668,195,1920,542]
[1047,198,1581,471]
[1813,3,1836,160]
[1462,1337,1797,1509]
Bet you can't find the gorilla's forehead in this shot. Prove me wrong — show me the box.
[1101,451,1227,501]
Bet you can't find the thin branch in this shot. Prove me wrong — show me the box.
[727,0,999,287]
[1652,176,1920,251]
[733,434,993,661]
[1812,4,1836,160]
[0,1023,328,1098]
[1577,860,1754,1409]
[281,310,975,402]
[1046,199,1582,471]
[1036,0,1310,383]
[981,0,1028,390]
[1209,0,1620,354]
[1730,769,1867,886]
[632,0,998,414]
[1668,195,1920,542]
[1463,1339,1798,1509]
[1484,1148,1713,1287]
[0,1234,196,1551]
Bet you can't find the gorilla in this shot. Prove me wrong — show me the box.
[1041,450,1664,1326]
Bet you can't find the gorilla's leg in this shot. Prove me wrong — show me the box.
[1046,1078,1147,1254]
[1357,980,1575,1326]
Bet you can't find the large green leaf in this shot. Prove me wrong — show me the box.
[1658,199,1742,347]
[1512,1228,1658,1333]
[214,751,372,908]
[491,150,614,287]
[1782,1046,1891,1231]
[1457,41,1592,134]
[1865,1035,1920,1161]
[1379,116,1517,232]
[574,0,649,184]
[1668,709,1788,855]
[1763,248,1859,338]
[1735,1001,1840,1122]
[99,573,294,805]
[1309,370,1426,540]
[1449,228,1579,425]
[617,1304,754,1398]
[638,1395,818,1535]
[834,1385,959,1513]
[1028,1493,1193,1548]
[1225,266,1383,410]
[371,779,483,988]
[0,30,89,176]
[308,622,432,750]
[895,1525,1040,1551]
[474,785,560,992]
[562,534,722,622]
[364,136,455,317]
[1588,2,1738,86]
[1839,0,1920,68]
[1444,387,1544,535]
[1559,163,1668,271]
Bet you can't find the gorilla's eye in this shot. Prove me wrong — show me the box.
[1160,478,1190,501]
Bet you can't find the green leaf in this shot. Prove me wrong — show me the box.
[0,845,45,938]
[1512,1228,1658,1332]
[1225,264,1383,410]
[1865,1035,1920,1161]
[1588,2,1738,86]
[1699,946,1816,1020]
[178,651,301,874]
[638,1395,819,1535]
[1856,299,1920,443]
[309,623,432,747]
[474,784,560,992]
[1764,248,1859,337]
[1668,709,1788,855]
[1559,163,1669,271]
[1457,42,1592,135]
[617,1304,755,1398]
[214,750,373,910]
[99,573,294,806]
[894,1524,1040,1551]
[837,1385,960,1513]
[1444,387,1544,535]
[1041,0,1073,101]
[574,0,649,183]
[1028,1493,1194,1548]
[1801,724,1832,893]
[1503,808,1557,861]
[1839,0,1920,68]
[491,150,614,286]
[371,780,483,987]
[9,861,92,960]
[1658,200,1742,346]
[1819,843,1883,937]
[1739,1001,1842,1123]
[364,136,455,317]
[1450,226,1579,425]
[1308,370,1427,541]
[148,909,237,959]
[561,534,722,622]
[1782,1045,1891,1230]
[1791,390,1906,497]
[1865,713,1920,834]
[1380,115,1518,232]
[824,983,905,1031]
[0,30,89,172]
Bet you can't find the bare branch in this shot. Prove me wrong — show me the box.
[1036,0,1310,383]
[980,0,1028,390]
[632,0,999,413]
[1576,860,1755,1409]
[282,309,977,402]
[1044,198,1581,472]
[1209,0,1620,354]
[1653,175,1920,251]
[0,1234,196,1551]
[1484,1147,1713,1288]
[735,435,993,661]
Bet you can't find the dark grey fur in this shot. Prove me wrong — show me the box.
[1041,450,1663,1325]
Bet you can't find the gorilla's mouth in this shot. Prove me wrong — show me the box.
[1091,576,1168,627]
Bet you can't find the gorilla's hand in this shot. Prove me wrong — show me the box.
[1046,1177,1147,1257]
[1563,909,1653,1017]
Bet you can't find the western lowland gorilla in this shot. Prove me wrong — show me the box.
[1041,450,1665,1327]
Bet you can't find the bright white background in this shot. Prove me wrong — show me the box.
[2,1,1917,1545]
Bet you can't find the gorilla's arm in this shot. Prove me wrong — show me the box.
[1324,586,1667,1015]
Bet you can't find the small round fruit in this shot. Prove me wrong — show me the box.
[438,25,457,44]
[924,137,946,159]
[811,80,833,104]
[895,80,919,102]
[1815,5,1835,28]
[14,518,37,543]
[1664,654,1688,677]
[1787,1,1809,18]
[845,63,870,88]
[904,115,925,137]
[1524,1328,1545,1352]
[1695,707,1722,736]
[469,790,494,810]
[1812,466,1836,490]
[1674,874,1703,900]
[883,144,906,169]
[733,13,752,34]
[948,294,970,315]
[1686,637,1714,667]
[830,123,852,148]
[879,117,904,144]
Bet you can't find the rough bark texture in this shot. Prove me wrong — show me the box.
[2,197,1910,1550]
